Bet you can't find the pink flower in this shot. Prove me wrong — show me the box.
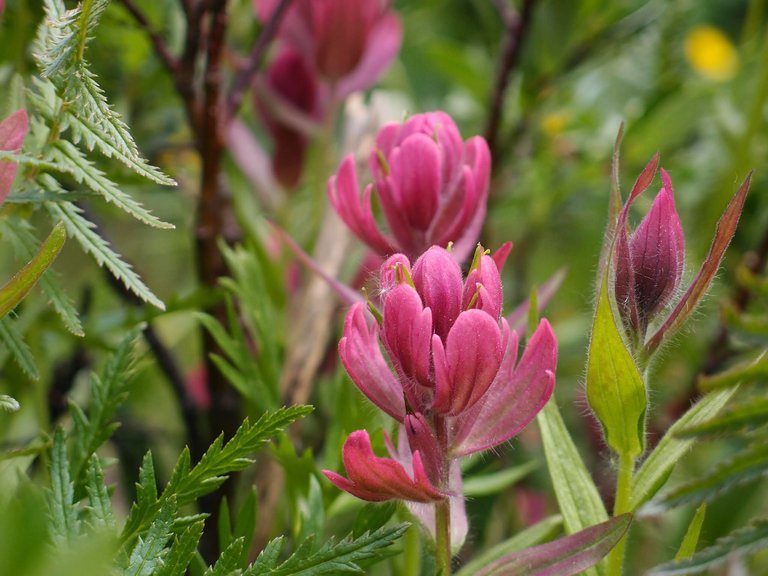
[615,168,685,337]
[322,429,444,503]
[0,110,29,204]
[255,0,401,98]
[255,48,321,189]
[328,112,491,262]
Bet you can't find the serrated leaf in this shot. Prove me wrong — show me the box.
[125,497,177,576]
[650,518,768,575]
[456,515,563,576]
[647,443,768,512]
[156,520,205,576]
[537,399,609,574]
[475,514,632,576]
[631,387,738,511]
[586,271,647,457]
[47,428,80,545]
[0,221,66,318]
[697,354,768,392]
[46,199,165,310]
[0,316,39,379]
[205,537,245,576]
[122,406,312,544]
[675,504,706,560]
[245,523,410,575]
[49,140,172,229]
[84,454,115,531]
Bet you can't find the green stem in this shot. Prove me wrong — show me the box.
[607,451,634,576]
[435,498,452,575]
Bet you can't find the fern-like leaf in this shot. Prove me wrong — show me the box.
[124,497,177,576]
[155,520,206,576]
[46,198,165,309]
[84,454,116,531]
[0,316,39,379]
[246,524,410,575]
[205,537,245,576]
[47,428,81,545]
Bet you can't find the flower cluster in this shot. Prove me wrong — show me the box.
[323,246,557,544]
[253,0,401,187]
[328,111,490,263]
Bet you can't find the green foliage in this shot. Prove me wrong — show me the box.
[674,504,706,561]
[246,523,410,575]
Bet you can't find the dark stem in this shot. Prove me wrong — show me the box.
[227,0,295,120]
[483,0,536,160]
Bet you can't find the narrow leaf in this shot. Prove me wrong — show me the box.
[0,316,39,379]
[537,400,608,576]
[645,173,752,356]
[47,428,80,544]
[124,497,177,576]
[0,222,65,318]
[456,515,563,576]
[84,454,115,531]
[675,504,706,560]
[697,353,768,392]
[586,271,646,457]
[205,537,244,576]
[155,520,205,576]
[676,397,768,438]
[647,442,768,512]
[475,514,632,576]
[632,387,739,511]
[463,461,538,497]
[650,518,768,575]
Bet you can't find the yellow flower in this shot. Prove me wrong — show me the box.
[684,25,739,81]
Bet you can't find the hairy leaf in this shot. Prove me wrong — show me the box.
[537,400,608,576]
[632,387,738,511]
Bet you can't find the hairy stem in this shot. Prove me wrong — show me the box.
[607,451,634,576]
[435,498,452,575]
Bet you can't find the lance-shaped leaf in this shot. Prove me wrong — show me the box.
[675,504,706,560]
[644,173,752,356]
[631,386,738,511]
[586,270,646,457]
[0,222,66,318]
[475,514,632,576]
[649,518,768,575]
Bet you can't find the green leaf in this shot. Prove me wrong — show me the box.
[0,316,39,379]
[124,497,177,576]
[649,518,768,575]
[647,442,768,512]
[233,488,258,567]
[697,353,768,393]
[49,140,173,229]
[0,222,66,318]
[84,454,115,531]
[122,406,312,544]
[156,520,205,576]
[463,461,538,497]
[245,524,410,575]
[46,199,165,310]
[675,504,706,560]
[205,537,245,576]
[631,387,739,511]
[676,396,768,438]
[456,515,563,576]
[586,271,647,457]
[2,217,82,335]
[537,399,608,576]
[475,514,633,576]
[70,326,142,482]
[47,428,80,545]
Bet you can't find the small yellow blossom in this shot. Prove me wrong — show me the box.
[684,25,739,82]
[541,112,568,137]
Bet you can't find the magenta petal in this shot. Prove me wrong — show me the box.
[452,320,557,456]
[629,171,685,322]
[412,246,463,341]
[462,253,503,319]
[404,413,443,486]
[339,303,406,421]
[389,135,442,231]
[336,12,403,98]
[0,110,28,204]
[324,430,444,503]
[381,285,434,393]
[432,309,505,416]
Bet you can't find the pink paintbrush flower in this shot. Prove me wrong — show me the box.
[328,112,491,263]
[0,110,28,204]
